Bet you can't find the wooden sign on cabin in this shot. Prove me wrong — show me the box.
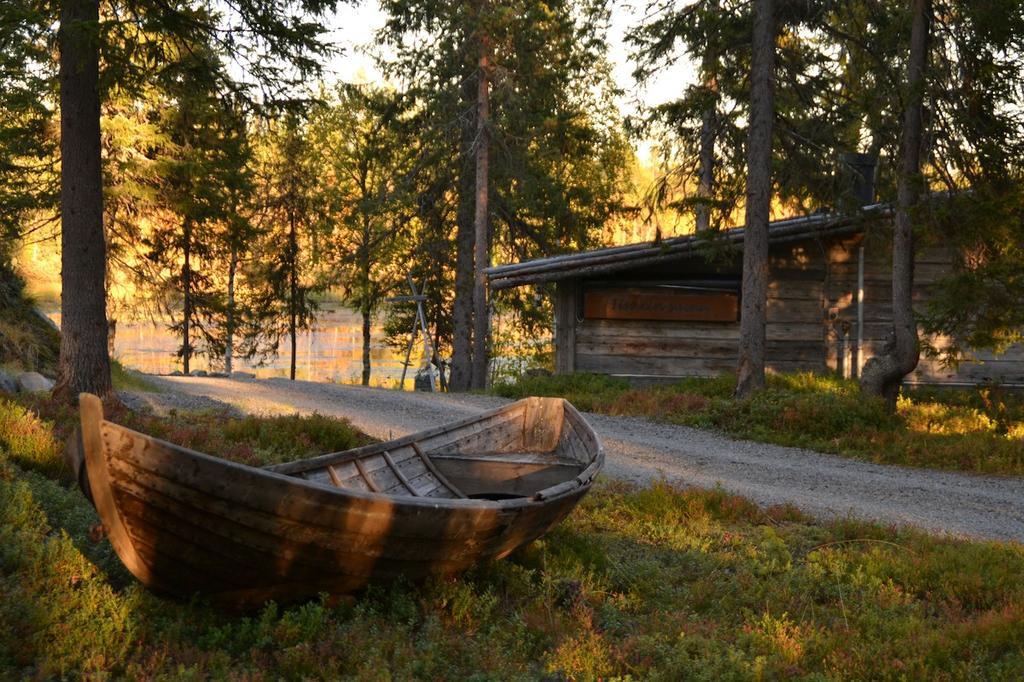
[583,287,739,322]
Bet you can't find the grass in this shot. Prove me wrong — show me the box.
[0,392,1022,678]
[0,305,59,378]
[493,372,1024,477]
[111,360,161,393]
[0,261,60,376]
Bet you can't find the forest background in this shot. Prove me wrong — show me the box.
[3,0,1024,398]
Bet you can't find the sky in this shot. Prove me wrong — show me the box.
[318,0,696,149]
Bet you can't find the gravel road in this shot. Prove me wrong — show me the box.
[146,375,1024,543]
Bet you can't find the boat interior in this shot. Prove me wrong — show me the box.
[270,398,597,501]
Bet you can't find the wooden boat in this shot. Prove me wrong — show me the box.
[68,393,603,608]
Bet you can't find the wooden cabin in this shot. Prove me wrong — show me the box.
[487,207,1024,387]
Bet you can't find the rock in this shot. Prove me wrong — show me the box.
[190,369,208,377]
[208,372,227,378]
[116,391,147,413]
[230,371,256,380]
[169,370,183,376]
[0,368,17,394]
[17,371,54,393]
[33,308,60,332]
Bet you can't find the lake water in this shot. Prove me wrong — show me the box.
[48,307,429,388]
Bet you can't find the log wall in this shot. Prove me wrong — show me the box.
[554,231,1024,386]
[825,233,1024,386]
[560,238,830,379]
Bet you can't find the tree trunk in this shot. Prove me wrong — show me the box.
[182,216,192,375]
[695,0,719,233]
[471,49,491,391]
[225,242,236,375]
[433,327,448,392]
[449,76,478,392]
[735,0,775,399]
[53,0,113,403]
[288,211,298,381]
[104,207,117,357]
[361,305,371,386]
[359,217,372,386]
[860,0,929,408]
[696,108,716,233]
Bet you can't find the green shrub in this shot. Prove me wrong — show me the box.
[104,408,375,467]
[0,397,65,478]
[0,462,139,678]
[218,412,376,464]
[492,372,630,412]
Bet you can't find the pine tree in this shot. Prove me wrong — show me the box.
[44,0,338,401]
[215,98,258,377]
[380,101,462,388]
[377,0,628,390]
[143,43,249,374]
[471,14,491,391]
[54,0,112,400]
[735,0,775,399]
[311,84,411,386]
[859,0,929,406]
[899,1,1024,372]
[101,83,173,353]
[0,0,57,263]
[250,112,325,381]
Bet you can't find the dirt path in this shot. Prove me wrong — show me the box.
[149,375,1024,543]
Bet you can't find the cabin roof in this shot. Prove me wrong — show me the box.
[486,204,893,290]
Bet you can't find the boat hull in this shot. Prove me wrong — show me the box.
[73,394,601,608]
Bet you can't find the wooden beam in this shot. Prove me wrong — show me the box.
[554,280,577,374]
[411,442,467,499]
[352,458,382,493]
[385,295,428,303]
[381,450,422,497]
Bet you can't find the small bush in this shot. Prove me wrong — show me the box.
[491,372,629,412]
[0,397,65,478]
[218,412,376,465]
[608,389,710,420]
[114,409,374,467]
[0,391,374,475]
